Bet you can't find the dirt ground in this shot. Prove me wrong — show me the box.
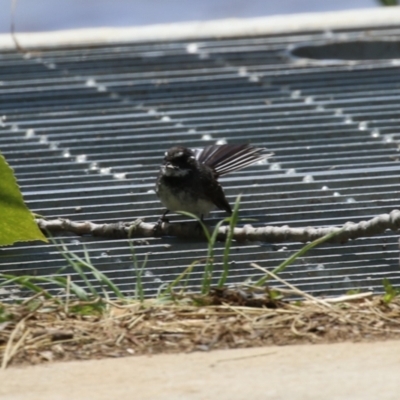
[2,292,400,367]
[1,340,400,400]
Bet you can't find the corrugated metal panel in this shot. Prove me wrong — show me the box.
[1,26,400,299]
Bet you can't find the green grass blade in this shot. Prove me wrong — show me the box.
[176,211,212,242]
[175,211,218,295]
[49,238,99,297]
[52,276,90,301]
[254,227,346,287]
[128,240,146,302]
[0,274,90,301]
[70,252,125,299]
[201,219,226,294]
[218,195,241,288]
[159,259,201,298]
[0,274,54,299]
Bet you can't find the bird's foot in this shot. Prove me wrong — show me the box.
[153,214,169,234]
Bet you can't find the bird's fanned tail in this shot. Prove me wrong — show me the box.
[196,144,272,176]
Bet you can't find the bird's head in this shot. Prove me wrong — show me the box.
[161,146,196,177]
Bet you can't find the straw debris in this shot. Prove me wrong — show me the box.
[1,289,400,369]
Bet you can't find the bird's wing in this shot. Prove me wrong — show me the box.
[199,173,232,214]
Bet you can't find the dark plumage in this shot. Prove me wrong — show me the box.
[155,144,270,221]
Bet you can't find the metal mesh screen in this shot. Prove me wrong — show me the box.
[1,25,400,299]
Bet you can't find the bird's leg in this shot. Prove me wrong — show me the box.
[153,210,169,233]
[160,209,170,223]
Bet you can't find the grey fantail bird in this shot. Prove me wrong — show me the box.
[155,144,272,222]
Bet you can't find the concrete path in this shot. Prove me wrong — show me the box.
[2,340,400,400]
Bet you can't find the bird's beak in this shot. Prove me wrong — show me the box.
[165,162,177,170]
[161,162,177,176]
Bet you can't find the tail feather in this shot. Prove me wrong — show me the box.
[196,144,271,176]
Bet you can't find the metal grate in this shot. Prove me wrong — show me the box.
[1,25,400,299]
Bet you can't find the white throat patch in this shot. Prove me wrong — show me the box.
[162,165,190,177]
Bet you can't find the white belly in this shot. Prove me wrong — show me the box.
[157,184,215,217]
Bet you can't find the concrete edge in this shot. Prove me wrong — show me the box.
[0,8,400,49]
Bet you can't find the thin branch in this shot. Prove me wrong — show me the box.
[10,0,24,53]
[36,208,400,243]
[10,0,40,56]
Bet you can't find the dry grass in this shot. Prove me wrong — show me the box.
[1,288,400,369]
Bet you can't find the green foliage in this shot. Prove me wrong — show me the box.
[0,153,47,246]
[382,278,400,304]
[378,0,398,5]
[0,237,127,303]
[69,301,105,315]
[267,288,283,300]
[0,274,86,301]
[159,260,200,299]
[128,240,149,302]
[346,289,361,295]
[218,195,240,288]
[178,195,242,295]
[0,304,13,323]
[51,238,125,300]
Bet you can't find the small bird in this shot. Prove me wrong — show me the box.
[155,144,271,222]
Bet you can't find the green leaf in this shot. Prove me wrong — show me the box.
[0,153,47,246]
